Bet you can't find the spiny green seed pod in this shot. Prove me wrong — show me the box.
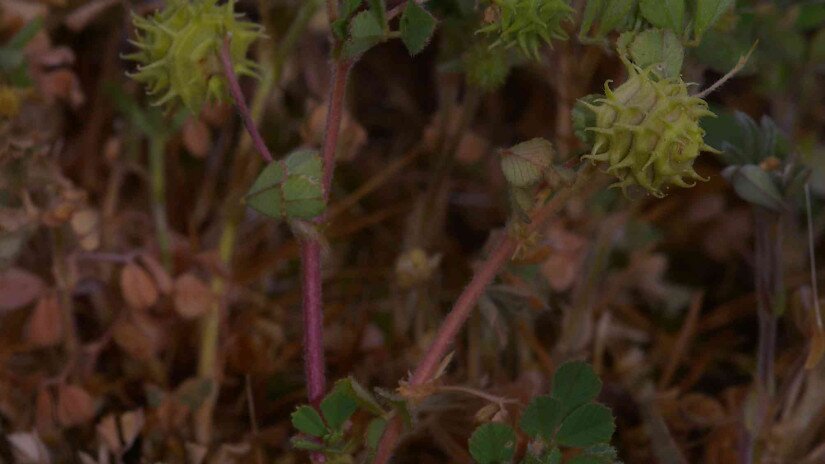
[125,0,263,112]
[500,138,555,187]
[582,58,719,197]
[477,0,573,59]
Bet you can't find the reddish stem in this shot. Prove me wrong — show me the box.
[302,59,352,407]
[321,60,353,197]
[301,241,326,405]
[371,176,588,463]
[219,38,273,163]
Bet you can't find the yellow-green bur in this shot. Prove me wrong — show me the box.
[245,149,326,220]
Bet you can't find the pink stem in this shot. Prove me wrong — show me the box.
[302,59,352,407]
[301,241,326,405]
[371,177,586,464]
[219,38,273,163]
[321,60,353,197]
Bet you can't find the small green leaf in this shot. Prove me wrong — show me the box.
[694,0,734,40]
[343,0,364,18]
[551,362,602,417]
[246,149,325,220]
[400,0,437,56]
[245,161,287,218]
[468,423,516,464]
[351,10,384,38]
[556,404,615,448]
[595,0,635,38]
[626,29,684,79]
[320,389,358,431]
[639,0,684,33]
[365,417,387,449]
[579,0,605,38]
[290,437,326,451]
[519,396,563,441]
[291,405,328,437]
[368,0,388,31]
[721,165,785,211]
[335,377,386,416]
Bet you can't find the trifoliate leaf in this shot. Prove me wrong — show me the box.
[520,395,563,440]
[351,10,384,38]
[639,0,685,34]
[694,0,734,40]
[595,0,635,39]
[291,405,327,437]
[551,362,602,417]
[400,1,437,56]
[468,423,516,464]
[721,165,785,211]
[320,389,358,431]
[366,418,387,449]
[334,377,385,416]
[626,29,684,79]
[245,149,325,220]
[556,404,615,448]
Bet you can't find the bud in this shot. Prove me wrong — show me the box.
[500,138,555,188]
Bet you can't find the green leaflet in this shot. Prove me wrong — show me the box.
[245,149,326,220]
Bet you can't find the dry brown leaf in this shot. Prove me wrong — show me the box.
[182,117,212,158]
[26,293,63,348]
[678,392,726,428]
[7,432,51,464]
[112,315,163,361]
[173,273,214,319]
[805,329,825,370]
[119,409,145,452]
[70,208,100,251]
[56,384,95,427]
[96,414,120,454]
[138,253,173,294]
[120,263,158,310]
[0,267,45,312]
[35,388,55,436]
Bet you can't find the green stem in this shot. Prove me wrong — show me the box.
[193,0,321,445]
[148,136,173,272]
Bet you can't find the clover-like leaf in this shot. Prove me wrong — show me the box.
[551,362,602,417]
[400,0,436,56]
[245,149,325,220]
[520,395,563,441]
[721,165,784,212]
[468,423,516,464]
[320,389,358,431]
[556,404,615,448]
[694,0,734,40]
[291,405,327,437]
[639,0,684,34]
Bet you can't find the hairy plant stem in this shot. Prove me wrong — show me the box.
[148,137,173,271]
[303,58,352,407]
[372,169,592,464]
[194,3,320,442]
